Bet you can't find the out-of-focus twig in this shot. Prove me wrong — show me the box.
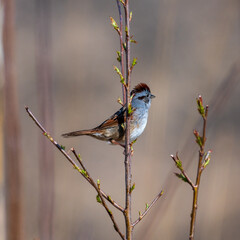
[3,0,23,239]
[35,0,54,239]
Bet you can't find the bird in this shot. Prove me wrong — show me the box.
[62,83,155,146]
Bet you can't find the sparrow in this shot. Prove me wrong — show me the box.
[62,83,155,145]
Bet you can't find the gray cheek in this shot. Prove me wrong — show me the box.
[143,98,150,104]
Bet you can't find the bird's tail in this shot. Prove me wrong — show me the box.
[62,129,93,138]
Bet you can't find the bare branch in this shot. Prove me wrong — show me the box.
[132,191,163,228]
[71,148,124,213]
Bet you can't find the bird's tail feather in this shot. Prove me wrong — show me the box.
[62,129,93,138]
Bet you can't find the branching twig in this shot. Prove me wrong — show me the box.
[171,96,211,240]
[71,148,125,213]
[132,190,163,228]
[171,154,195,190]
[25,107,125,239]
[71,149,125,239]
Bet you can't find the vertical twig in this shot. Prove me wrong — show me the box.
[122,0,133,239]
[171,96,210,240]
[116,0,126,104]
[3,0,23,239]
[189,105,209,240]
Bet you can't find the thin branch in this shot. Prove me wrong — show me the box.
[170,154,195,190]
[122,0,133,239]
[132,191,163,228]
[25,107,125,239]
[71,148,124,213]
[189,104,209,240]
[116,0,126,104]
[71,149,125,240]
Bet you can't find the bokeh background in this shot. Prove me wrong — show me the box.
[1,0,240,239]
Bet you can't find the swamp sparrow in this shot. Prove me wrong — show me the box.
[62,83,155,145]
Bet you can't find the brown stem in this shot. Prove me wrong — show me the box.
[116,0,126,104]
[132,191,163,228]
[171,155,195,190]
[25,107,125,239]
[122,0,133,239]
[189,106,209,240]
[71,149,125,239]
[71,149,124,212]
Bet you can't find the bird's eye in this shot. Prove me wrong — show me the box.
[138,96,145,100]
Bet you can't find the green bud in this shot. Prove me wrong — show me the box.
[175,173,188,183]
[197,95,205,117]
[203,150,211,168]
[80,169,88,178]
[128,104,133,114]
[132,58,137,67]
[116,51,121,62]
[129,11,133,21]
[130,183,135,193]
[114,66,124,81]
[96,194,102,203]
[110,17,120,34]
[193,130,203,147]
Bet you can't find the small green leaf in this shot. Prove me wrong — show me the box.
[130,183,135,193]
[96,194,102,203]
[175,173,188,183]
[97,179,100,189]
[193,130,203,147]
[119,0,125,5]
[125,26,129,37]
[117,97,123,106]
[123,43,126,50]
[60,145,65,150]
[110,17,120,34]
[129,11,133,21]
[130,39,137,44]
[145,203,149,210]
[114,66,124,81]
[203,150,211,168]
[80,169,88,178]
[131,139,137,144]
[176,159,182,169]
[116,51,121,62]
[196,95,205,117]
[131,58,137,67]
[128,104,133,114]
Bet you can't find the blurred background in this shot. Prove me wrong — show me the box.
[1,0,240,239]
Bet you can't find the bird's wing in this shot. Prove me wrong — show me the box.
[96,106,126,130]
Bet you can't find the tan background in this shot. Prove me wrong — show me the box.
[1,0,240,239]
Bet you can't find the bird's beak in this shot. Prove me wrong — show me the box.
[150,94,155,99]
